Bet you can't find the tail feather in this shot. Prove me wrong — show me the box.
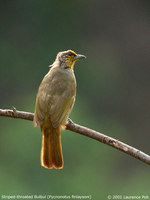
[41,125,63,169]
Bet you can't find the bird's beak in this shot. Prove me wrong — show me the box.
[75,54,86,60]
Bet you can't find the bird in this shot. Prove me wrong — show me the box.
[34,50,86,169]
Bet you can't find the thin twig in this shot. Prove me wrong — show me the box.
[0,108,150,165]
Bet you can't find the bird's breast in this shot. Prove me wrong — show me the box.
[49,67,76,97]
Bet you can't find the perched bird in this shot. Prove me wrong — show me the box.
[34,50,86,169]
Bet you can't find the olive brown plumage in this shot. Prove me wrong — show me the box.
[34,50,86,169]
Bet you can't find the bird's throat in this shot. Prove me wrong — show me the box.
[65,60,76,70]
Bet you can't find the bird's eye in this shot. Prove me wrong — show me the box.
[67,52,74,57]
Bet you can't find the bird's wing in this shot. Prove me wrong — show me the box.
[34,81,50,126]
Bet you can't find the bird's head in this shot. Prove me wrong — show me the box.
[55,50,86,70]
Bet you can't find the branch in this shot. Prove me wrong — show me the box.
[0,108,150,165]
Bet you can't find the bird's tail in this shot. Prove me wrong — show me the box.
[41,124,63,169]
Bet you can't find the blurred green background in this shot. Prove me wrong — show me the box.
[0,0,150,199]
